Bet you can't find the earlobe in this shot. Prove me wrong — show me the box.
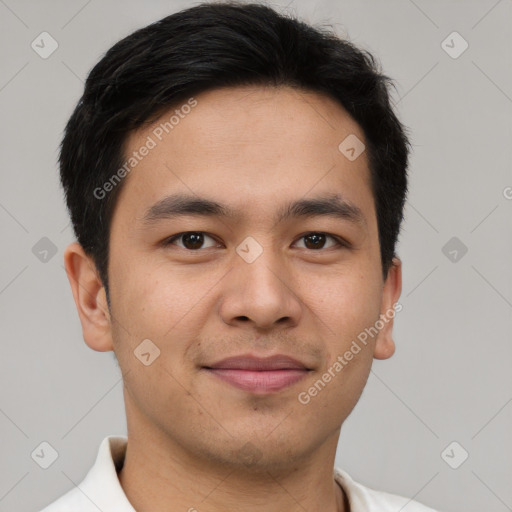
[63,242,114,352]
[373,335,396,360]
[373,257,402,360]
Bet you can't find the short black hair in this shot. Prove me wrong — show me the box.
[59,0,411,308]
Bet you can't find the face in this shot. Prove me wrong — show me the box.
[66,85,401,471]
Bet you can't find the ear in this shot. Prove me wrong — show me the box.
[63,242,114,352]
[373,256,402,360]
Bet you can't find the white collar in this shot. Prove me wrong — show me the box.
[42,435,437,512]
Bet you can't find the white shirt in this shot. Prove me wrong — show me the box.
[40,436,440,511]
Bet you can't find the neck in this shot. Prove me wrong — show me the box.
[117,428,348,512]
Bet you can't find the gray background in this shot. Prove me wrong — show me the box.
[1,0,511,511]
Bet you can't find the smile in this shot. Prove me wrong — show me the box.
[204,368,310,393]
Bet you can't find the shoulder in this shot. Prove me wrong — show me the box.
[37,435,132,512]
[38,487,95,512]
[334,467,441,512]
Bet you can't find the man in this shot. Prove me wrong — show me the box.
[41,1,440,511]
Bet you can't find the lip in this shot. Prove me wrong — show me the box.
[203,354,310,394]
[206,354,309,371]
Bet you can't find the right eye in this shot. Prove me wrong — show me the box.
[163,232,222,251]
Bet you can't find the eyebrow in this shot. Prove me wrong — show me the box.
[141,193,366,228]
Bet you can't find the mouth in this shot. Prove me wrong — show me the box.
[202,354,311,394]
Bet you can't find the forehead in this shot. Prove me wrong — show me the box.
[113,85,375,228]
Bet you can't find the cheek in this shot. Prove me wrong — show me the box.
[309,269,381,325]
[109,264,218,379]
[109,269,203,413]
[298,344,373,429]
[111,264,191,334]
[309,270,382,368]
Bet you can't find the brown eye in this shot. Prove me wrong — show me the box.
[165,232,218,250]
[294,232,344,250]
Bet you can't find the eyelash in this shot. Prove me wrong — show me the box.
[162,231,348,251]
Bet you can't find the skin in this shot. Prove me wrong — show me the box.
[64,85,402,512]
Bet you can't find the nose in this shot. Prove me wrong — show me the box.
[219,247,303,332]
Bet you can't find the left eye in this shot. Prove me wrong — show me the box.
[164,231,345,251]
[293,232,344,250]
